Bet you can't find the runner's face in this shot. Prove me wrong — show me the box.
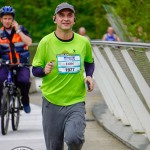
[1,15,13,29]
[55,9,75,31]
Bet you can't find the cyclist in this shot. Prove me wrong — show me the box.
[102,26,121,41]
[0,6,32,113]
[32,2,94,150]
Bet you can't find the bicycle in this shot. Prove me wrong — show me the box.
[0,60,29,135]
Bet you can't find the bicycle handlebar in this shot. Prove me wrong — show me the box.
[0,60,31,67]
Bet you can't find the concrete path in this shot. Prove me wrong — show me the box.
[0,104,46,150]
[0,78,131,150]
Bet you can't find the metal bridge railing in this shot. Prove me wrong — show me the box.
[30,41,150,140]
[91,40,150,141]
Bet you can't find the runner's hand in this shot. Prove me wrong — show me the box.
[44,62,54,74]
[85,76,94,92]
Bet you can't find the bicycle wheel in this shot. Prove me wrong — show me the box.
[1,87,10,135]
[11,88,21,131]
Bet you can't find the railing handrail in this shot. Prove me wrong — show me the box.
[31,41,150,49]
[31,43,39,46]
[90,40,150,49]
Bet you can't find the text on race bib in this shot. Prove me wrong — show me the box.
[57,55,81,74]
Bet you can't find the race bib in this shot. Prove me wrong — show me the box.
[57,54,81,74]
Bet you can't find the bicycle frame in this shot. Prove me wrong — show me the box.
[3,68,16,93]
[0,61,29,135]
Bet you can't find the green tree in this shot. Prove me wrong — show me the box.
[0,0,110,41]
[0,0,149,42]
[115,0,150,42]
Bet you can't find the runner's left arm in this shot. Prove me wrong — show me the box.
[84,60,94,77]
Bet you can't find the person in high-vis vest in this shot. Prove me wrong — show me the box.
[0,6,32,113]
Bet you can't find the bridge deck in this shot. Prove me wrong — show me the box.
[0,79,131,150]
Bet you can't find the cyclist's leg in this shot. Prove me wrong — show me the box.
[64,102,86,150]
[16,67,31,109]
[0,66,8,108]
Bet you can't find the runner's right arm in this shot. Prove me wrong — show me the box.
[32,66,46,77]
[32,62,54,77]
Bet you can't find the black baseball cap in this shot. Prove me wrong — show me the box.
[54,2,75,14]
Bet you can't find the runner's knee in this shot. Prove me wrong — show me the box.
[65,122,85,146]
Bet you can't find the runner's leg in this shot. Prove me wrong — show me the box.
[65,102,86,150]
[42,97,65,150]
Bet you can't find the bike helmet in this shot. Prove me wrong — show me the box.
[0,6,15,17]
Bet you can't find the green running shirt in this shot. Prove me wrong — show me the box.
[32,32,93,106]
